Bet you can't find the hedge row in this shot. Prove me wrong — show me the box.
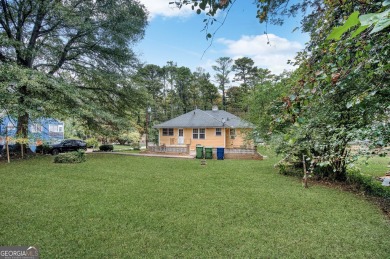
[347,169,390,199]
[99,144,114,151]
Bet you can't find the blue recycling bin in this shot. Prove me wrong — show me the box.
[217,147,224,160]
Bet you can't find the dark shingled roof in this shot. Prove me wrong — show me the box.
[154,109,254,129]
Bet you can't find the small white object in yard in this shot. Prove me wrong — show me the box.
[382,177,390,187]
[201,160,207,166]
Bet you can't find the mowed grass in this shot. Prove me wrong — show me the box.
[0,154,389,258]
[355,156,389,177]
[112,144,135,151]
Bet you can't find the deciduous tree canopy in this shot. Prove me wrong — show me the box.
[0,0,148,137]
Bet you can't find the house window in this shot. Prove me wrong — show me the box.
[193,128,205,139]
[49,124,63,132]
[30,124,42,133]
[162,128,174,136]
[7,122,15,130]
[230,128,236,139]
[216,128,222,136]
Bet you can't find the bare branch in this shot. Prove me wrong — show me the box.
[201,0,236,59]
[48,31,88,75]
[0,0,14,38]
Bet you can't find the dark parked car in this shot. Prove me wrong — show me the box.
[37,139,87,155]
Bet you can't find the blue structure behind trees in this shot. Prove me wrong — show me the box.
[0,116,64,151]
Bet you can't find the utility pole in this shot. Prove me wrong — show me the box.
[146,107,151,149]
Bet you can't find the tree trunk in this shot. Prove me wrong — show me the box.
[16,112,29,154]
[16,112,29,138]
[15,80,31,152]
[222,89,226,110]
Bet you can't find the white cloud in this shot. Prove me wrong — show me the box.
[217,34,303,74]
[139,0,194,19]
[197,58,217,74]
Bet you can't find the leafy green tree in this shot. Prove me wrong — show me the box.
[192,67,219,109]
[327,1,390,40]
[133,64,167,126]
[162,61,178,119]
[175,66,193,113]
[226,86,245,112]
[135,64,164,101]
[0,0,148,139]
[64,118,90,139]
[156,63,194,117]
[253,68,274,86]
[232,57,258,91]
[117,130,141,145]
[188,68,204,108]
[269,2,390,180]
[172,0,322,37]
[212,57,233,109]
[247,70,289,140]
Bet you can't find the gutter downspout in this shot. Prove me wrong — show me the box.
[224,127,226,148]
[222,119,226,148]
[158,128,160,146]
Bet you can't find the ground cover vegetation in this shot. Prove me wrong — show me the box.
[0,154,389,258]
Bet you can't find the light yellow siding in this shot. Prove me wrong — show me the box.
[225,128,253,148]
[187,128,225,150]
[159,127,253,150]
[158,128,178,146]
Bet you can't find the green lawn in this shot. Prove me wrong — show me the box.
[112,144,134,151]
[355,156,389,177]
[110,144,141,153]
[0,154,389,258]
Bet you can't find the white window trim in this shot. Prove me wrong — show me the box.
[193,128,206,139]
[7,122,16,130]
[30,123,42,133]
[162,128,174,136]
[230,128,236,139]
[215,128,222,136]
[178,128,184,137]
[49,124,64,133]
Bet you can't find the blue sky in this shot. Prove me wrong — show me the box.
[136,0,310,76]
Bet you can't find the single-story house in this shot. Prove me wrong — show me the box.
[154,107,255,151]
